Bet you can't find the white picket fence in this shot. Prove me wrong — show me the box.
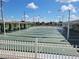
[0,39,79,59]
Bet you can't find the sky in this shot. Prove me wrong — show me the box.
[0,0,79,22]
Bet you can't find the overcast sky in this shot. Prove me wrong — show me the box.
[0,0,79,22]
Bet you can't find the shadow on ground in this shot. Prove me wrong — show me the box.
[58,28,79,48]
[0,58,6,59]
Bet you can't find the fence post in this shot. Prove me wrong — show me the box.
[35,38,38,59]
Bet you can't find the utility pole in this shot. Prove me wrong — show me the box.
[0,0,3,21]
[61,14,64,27]
[0,0,6,35]
[38,16,39,22]
[23,11,26,21]
[67,10,71,40]
[33,17,35,23]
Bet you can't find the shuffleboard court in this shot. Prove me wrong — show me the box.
[0,26,79,56]
[0,26,69,44]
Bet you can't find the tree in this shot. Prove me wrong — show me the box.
[58,21,63,26]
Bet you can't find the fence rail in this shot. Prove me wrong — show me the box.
[0,39,79,59]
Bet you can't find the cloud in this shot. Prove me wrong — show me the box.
[70,14,79,21]
[56,0,79,3]
[26,2,38,10]
[11,16,14,18]
[22,14,29,18]
[0,7,1,10]
[48,11,52,13]
[2,0,9,2]
[2,0,6,2]
[25,14,29,18]
[61,4,76,13]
